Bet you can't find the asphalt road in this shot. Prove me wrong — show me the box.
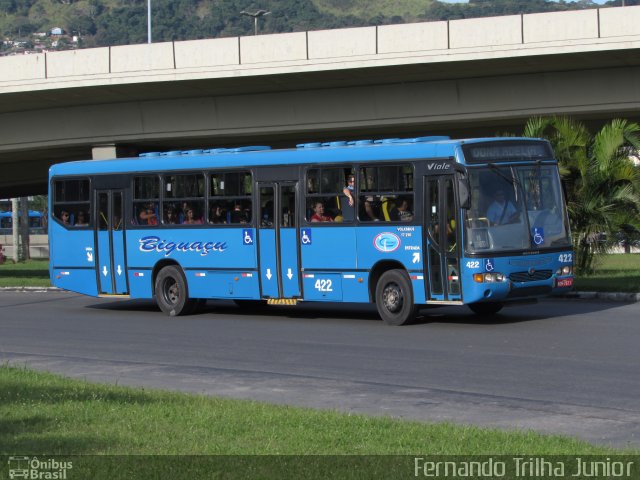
[1,290,639,449]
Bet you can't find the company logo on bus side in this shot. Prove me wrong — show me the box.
[373,233,401,252]
[139,236,228,257]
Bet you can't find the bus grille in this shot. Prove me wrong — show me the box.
[509,270,553,282]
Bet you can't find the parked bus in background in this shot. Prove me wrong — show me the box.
[0,210,46,234]
[47,136,573,325]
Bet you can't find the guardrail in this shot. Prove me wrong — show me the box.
[1,6,639,84]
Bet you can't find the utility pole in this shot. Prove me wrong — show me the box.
[147,0,152,43]
[11,197,29,262]
[11,198,18,262]
[240,9,271,35]
[19,197,29,260]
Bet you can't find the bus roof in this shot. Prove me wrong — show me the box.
[49,136,547,177]
[0,210,42,217]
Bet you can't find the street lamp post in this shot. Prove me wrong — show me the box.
[240,9,271,35]
[147,0,152,43]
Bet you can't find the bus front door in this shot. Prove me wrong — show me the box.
[96,190,129,295]
[257,183,301,301]
[424,176,462,302]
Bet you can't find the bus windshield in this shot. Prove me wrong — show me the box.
[464,164,571,253]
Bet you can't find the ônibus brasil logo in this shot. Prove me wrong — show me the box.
[373,232,401,252]
[8,456,73,479]
[139,236,227,257]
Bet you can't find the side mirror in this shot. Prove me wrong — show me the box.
[458,174,471,210]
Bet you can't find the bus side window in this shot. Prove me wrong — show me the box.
[305,167,348,223]
[357,164,414,223]
[53,178,90,228]
[133,175,160,227]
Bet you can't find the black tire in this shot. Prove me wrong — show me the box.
[375,269,417,326]
[154,265,195,316]
[468,302,504,315]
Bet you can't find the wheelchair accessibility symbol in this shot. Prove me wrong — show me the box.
[484,258,495,272]
[532,227,545,246]
[301,228,312,245]
[243,229,254,245]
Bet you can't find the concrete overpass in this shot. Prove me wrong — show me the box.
[2,6,640,197]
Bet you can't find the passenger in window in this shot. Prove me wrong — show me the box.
[310,202,333,222]
[341,174,356,221]
[209,204,226,224]
[363,197,380,221]
[178,201,189,224]
[164,206,178,224]
[60,210,70,225]
[343,174,355,207]
[139,202,158,225]
[183,207,202,225]
[75,211,89,227]
[261,201,274,227]
[390,197,413,222]
[230,203,249,224]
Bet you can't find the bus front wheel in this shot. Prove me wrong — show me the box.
[468,302,504,315]
[155,265,195,316]
[375,269,417,326]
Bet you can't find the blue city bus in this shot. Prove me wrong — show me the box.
[48,136,574,325]
[0,210,45,234]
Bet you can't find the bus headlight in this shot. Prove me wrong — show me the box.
[556,266,572,276]
[473,273,506,283]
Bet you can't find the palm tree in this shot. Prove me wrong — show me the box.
[524,117,640,274]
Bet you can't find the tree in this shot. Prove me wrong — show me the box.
[524,117,640,274]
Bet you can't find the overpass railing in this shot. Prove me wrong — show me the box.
[1,6,640,89]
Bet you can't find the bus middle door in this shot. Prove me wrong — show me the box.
[257,183,301,301]
[96,190,129,295]
[424,176,462,302]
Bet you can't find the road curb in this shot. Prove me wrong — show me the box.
[0,286,62,292]
[557,291,640,302]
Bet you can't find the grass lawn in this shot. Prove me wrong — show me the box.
[574,254,640,293]
[0,259,50,287]
[0,365,635,479]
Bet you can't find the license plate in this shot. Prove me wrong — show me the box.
[557,278,573,288]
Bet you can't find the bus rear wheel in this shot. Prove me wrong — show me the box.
[155,265,196,316]
[468,302,504,315]
[375,269,417,326]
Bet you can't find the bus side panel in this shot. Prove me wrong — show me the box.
[125,228,258,299]
[52,268,99,297]
[302,273,343,301]
[339,272,369,303]
[355,226,424,270]
[128,270,153,298]
[187,271,260,299]
[300,227,357,270]
[49,222,98,296]
[126,228,258,269]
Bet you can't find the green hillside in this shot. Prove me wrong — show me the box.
[0,0,627,52]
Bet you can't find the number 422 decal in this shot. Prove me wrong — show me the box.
[314,279,333,292]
